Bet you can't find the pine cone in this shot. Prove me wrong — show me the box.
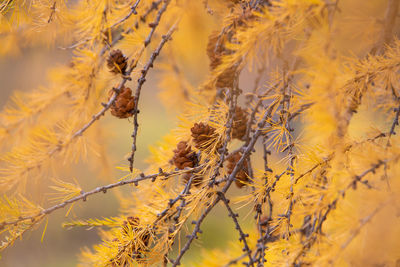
[109,86,135,118]
[107,49,128,74]
[172,141,197,169]
[226,151,249,188]
[232,107,248,140]
[191,122,217,150]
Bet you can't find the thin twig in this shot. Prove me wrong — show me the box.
[386,102,400,147]
[128,14,177,172]
[155,171,195,223]
[218,192,254,267]
[47,1,56,23]
[223,253,247,267]
[109,0,141,29]
[171,195,221,266]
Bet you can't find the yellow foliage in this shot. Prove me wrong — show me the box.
[1,0,400,266]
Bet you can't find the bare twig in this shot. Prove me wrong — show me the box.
[223,253,247,267]
[109,0,141,29]
[155,171,196,223]
[171,195,221,266]
[295,153,333,184]
[128,15,177,172]
[218,192,254,267]
[386,102,400,147]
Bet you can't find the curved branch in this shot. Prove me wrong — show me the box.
[0,166,202,229]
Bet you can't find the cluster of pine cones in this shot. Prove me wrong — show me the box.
[171,107,249,188]
[106,50,136,119]
[105,47,250,187]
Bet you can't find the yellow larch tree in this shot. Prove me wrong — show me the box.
[1,0,400,266]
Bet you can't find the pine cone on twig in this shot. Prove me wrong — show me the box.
[232,106,248,140]
[109,86,135,119]
[107,49,128,74]
[172,141,198,169]
[172,141,202,187]
[191,122,217,150]
[226,151,249,188]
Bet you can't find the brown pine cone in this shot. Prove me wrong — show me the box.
[172,141,197,169]
[232,106,248,140]
[226,151,249,188]
[107,49,128,74]
[191,122,217,150]
[109,86,135,118]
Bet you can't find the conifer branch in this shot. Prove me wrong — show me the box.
[172,100,280,265]
[155,172,195,223]
[218,192,254,267]
[293,159,388,264]
[2,1,400,265]
[209,86,238,184]
[0,166,201,229]
[128,15,177,172]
